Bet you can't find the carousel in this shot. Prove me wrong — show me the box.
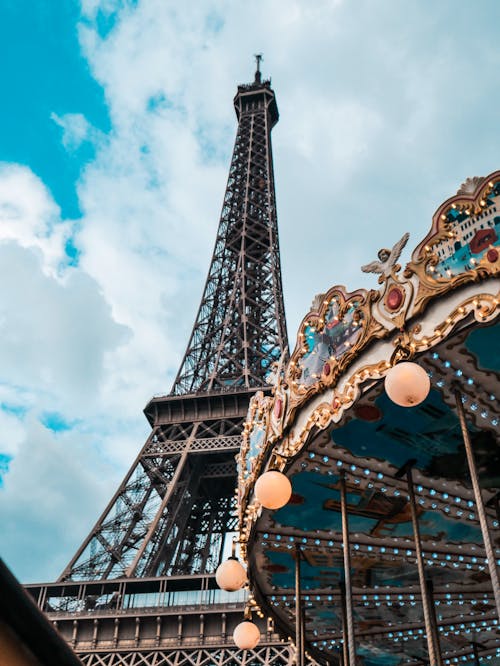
[216,173,500,665]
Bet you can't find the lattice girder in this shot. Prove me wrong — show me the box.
[61,391,252,582]
[172,76,287,395]
[78,645,296,666]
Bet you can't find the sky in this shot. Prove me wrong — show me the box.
[1,0,500,583]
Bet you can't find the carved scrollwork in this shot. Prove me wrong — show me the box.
[237,391,272,520]
[285,286,387,418]
[405,171,500,312]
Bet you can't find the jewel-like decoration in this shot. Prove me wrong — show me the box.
[274,398,283,418]
[385,287,404,311]
[487,247,499,263]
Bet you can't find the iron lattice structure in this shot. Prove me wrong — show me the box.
[79,644,293,666]
[172,68,287,395]
[26,66,296,665]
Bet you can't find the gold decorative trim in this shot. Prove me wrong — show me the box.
[404,171,500,312]
[285,286,387,419]
[393,292,499,357]
[237,391,271,522]
[237,289,500,548]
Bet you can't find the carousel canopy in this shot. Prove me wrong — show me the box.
[236,173,500,666]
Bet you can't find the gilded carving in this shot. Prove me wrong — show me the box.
[361,231,410,283]
[238,290,500,541]
[405,171,500,312]
[237,391,271,520]
[286,286,387,418]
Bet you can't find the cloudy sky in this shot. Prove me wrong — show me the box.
[1,0,500,583]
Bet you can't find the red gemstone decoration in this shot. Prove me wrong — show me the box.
[386,287,403,311]
[274,398,282,419]
[323,362,331,376]
[332,397,341,410]
[487,248,499,263]
[354,404,382,422]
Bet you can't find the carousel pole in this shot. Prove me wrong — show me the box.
[396,460,441,666]
[300,593,305,665]
[339,471,357,666]
[426,579,443,666]
[339,582,349,666]
[453,387,500,620]
[471,641,481,666]
[295,545,304,666]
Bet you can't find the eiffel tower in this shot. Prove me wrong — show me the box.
[25,60,293,665]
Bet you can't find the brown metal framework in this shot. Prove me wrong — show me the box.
[78,645,293,666]
[32,65,292,665]
[59,392,250,582]
[25,575,294,665]
[172,69,287,395]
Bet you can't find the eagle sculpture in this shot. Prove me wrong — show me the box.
[361,232,410,280]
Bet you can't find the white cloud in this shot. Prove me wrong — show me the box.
[0,164,72,277]
[1,418,122,583]
[0,244,129,410]
[51,112,103,151]
[0,163,139,580]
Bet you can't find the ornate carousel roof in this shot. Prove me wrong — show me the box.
[236,173,500,665]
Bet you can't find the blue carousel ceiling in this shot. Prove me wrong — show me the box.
[247,321,500,666]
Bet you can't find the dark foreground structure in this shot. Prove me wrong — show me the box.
[0,559,82,666]
[25,64,294,665]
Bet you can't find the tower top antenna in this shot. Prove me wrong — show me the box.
[254,53,263,83]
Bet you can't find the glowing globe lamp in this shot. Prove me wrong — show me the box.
[215,557,246,591]
[233,621,261,650]
[385,361,430,407]
[255,470,292,510]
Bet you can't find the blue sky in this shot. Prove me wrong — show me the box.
[0,2,109,219]
[1,0,500,583]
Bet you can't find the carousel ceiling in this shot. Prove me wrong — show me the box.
[236,174,500,666]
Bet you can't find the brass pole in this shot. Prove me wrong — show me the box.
[340,471,356,666]
[426,578,444,666]
[300,591,305,664]
[454,387,500,620]
[295,545,304,666]
[404,464,440,666]
[339,582,349,666]
[472,641,480,666]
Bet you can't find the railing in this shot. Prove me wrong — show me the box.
[37,584,248,617]
[152,384,267,399]
[143,435,242,455]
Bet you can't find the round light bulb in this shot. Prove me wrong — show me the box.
[215,557,247,591]
[233,620,261,650]
[384,362,430,407]
[254,470,292,510]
